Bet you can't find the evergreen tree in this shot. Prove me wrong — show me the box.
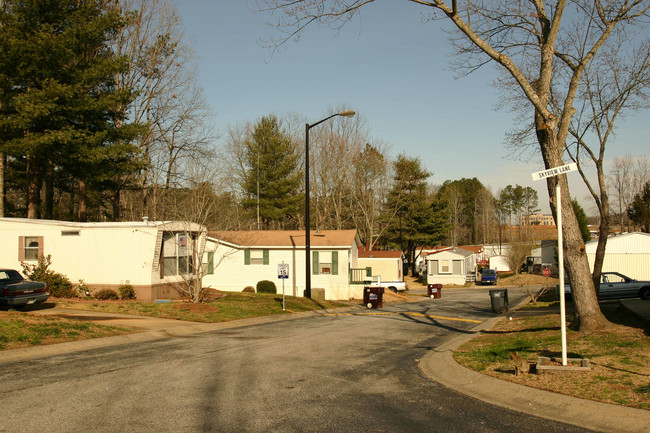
[241,115,302,228]
[382,155,446,275]
[0,0,142,220]
[627,182,650,233]
[571,199,591,243]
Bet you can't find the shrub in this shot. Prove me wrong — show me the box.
[242,286,255,293]
[45,273,76,298]
[94,289,119,300]
[256,280,277,294]
[118,284,136,300]
[21,255,76,298]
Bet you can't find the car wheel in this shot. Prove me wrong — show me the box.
[640,288,650,301]
[389,287,398,293]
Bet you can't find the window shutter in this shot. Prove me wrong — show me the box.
[207,252,214,274]
[312,251,319,275]
[365,267,372,277]
[18,236,24,261]
[38,236,44,258]
[263,249,269,265]
[332,251,338,275]
[244,249,250,265]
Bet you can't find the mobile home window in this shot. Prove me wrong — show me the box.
[162,232,192,277]
[440,260,451,274]
[312,251,338,275]
[24,237,40,261]
[244,249,269,265]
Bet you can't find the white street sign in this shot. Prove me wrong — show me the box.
[278,263,289,279]
[531,163,577,181]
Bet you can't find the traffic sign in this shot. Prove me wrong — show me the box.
[278,263,289,279]
[531,163,577,181]
[543,268,551,277]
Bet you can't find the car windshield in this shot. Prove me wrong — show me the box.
[482,270,496,276]
[0,270,23,281]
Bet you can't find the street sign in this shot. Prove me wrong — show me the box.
[278,263,289,279]
[543,268,551,277]
[530,162,578,366]
[531,163,577,181]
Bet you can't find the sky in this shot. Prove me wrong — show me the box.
[170,1,649,215]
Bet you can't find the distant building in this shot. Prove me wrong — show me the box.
[521,214,556,226]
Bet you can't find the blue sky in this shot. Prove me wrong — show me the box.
[171,1,649,215]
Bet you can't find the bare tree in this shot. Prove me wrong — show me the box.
[608,155,649,232]
[350,142,391,249]
[115,0,216,221]
[257,0,650,332]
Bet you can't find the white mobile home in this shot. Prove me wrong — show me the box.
[202,230,362,300]
[0,218,206,301]
[425,247,474,286]
[586,232,650,280]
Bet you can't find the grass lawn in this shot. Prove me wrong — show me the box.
[0,310,131,351]
[53,291,349,322]
[1,291,349,351]
[454,300,650,409]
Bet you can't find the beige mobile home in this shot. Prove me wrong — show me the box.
[202,230,362,300]
[425,247,474,286]
[586,232,650,280]
[0,218,206,301]
[357,250,404,282]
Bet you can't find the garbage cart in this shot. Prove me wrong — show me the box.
[363,286,384,309]
[427,284,442,299]
[489,289,509,314]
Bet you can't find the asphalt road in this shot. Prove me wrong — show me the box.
[0,288,596,433]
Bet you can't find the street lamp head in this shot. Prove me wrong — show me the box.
[338,110,355,117]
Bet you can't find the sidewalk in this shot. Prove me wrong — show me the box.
[418,298,650,433]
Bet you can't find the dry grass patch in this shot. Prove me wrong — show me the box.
[0,310,132,350]
[454,302,650,409]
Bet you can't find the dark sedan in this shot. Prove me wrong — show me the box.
[0,269,49,308]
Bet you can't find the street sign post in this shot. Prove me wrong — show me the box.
[533,162,577,366]
[278,263,289,311]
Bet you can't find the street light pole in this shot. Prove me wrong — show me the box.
[304,110,355,298]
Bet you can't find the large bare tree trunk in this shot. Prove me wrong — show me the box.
[26,155,39,219]
[537,120,609,333]
[78,180,87,222]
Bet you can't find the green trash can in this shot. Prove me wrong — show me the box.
[489,289,509,314]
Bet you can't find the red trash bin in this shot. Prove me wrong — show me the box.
[427,284,442,299]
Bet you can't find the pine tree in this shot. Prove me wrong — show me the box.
[241,115,303,229]
[383,155,446,275]
[0,0,143,220]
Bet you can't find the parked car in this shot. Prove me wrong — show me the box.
[479,269,498,285]
[561,272,650,301]
[0,269,49,308]
[363,276,407,293]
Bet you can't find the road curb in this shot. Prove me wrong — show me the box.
[418,298,650,433]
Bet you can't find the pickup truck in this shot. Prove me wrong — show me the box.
[0,269,49,308]
[560,272,650,301]
[479,269,498,285]
[363,276,407,293]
